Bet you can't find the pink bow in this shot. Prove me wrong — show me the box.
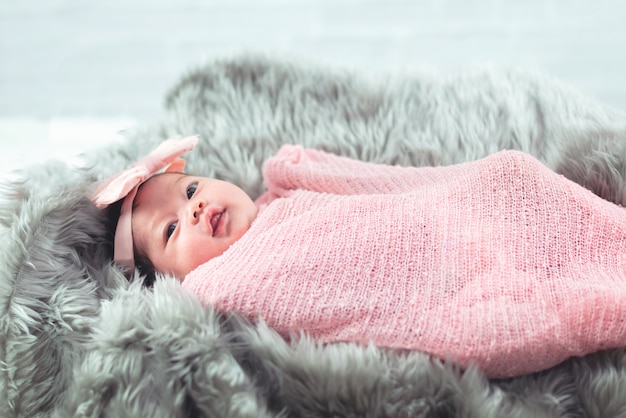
[92,135,199,272]
[92,135,199,208]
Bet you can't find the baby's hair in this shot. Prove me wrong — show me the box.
[103,199,122,261]
[133,248,157,287]
[103,182,158,288]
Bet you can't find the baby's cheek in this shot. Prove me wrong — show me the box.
[184,245,217,276]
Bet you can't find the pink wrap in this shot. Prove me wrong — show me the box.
[182,145,626,378]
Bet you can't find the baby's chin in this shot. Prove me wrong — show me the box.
[178,216,256,279]
[177,264,200,281]
[179,245,231,278]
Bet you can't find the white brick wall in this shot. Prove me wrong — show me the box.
[1,0,625,173]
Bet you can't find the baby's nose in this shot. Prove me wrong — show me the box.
[190,200,205,222]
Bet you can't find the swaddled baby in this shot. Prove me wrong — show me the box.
[94,136,626,378]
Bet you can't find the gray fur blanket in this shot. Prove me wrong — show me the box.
[3,55,626,417]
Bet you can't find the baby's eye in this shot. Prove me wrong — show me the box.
[187,183,197,199]
[166,221,178,240]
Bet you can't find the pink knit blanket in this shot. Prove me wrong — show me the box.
[183,145,626,378]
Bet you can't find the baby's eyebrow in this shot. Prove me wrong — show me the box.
[174,174,187,188]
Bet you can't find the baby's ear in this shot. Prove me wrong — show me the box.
[165,158,186,173]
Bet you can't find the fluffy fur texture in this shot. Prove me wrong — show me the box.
[2,55,626,417]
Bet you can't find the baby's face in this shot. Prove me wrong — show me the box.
[131,173,258,279]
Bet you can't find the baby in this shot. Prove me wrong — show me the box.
[94,135,626,378]
[94,136,258,280]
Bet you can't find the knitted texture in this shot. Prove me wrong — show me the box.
[182,145,626,378]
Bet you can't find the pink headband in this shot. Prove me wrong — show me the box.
[92,135,199,272]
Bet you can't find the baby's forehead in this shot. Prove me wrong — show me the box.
[145,171,186,187]
[131,173,187,247]
[134,172,186,203]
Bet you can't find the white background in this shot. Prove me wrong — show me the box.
[1,0,625,175]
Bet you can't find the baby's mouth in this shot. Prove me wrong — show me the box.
[210,210,225,236]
